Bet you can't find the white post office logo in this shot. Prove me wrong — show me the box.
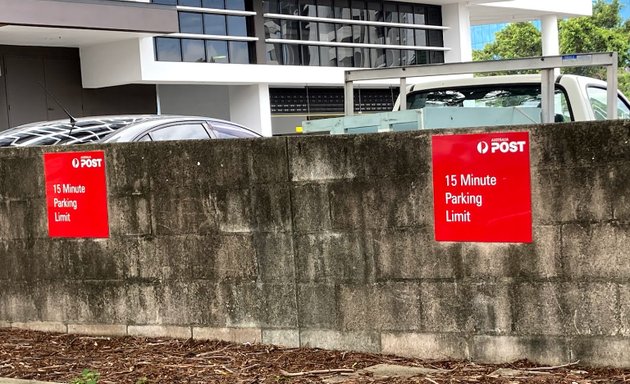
[478,138,526,154]
[477,141,489,154]
[72,156,103,168]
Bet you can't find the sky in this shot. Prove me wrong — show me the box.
[471,0,630,51]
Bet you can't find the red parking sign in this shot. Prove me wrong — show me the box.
[44,151,109,238]
[432,132,532,243]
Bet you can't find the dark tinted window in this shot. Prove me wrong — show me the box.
[301,45,320,66]
[265,0,279,13]
[337,47,354,67]
[204,14,227,35]
[317,0,332,17]
[227,16,248,36]
[155,37,182,61]
[149,123,210,141]
[203,0,224,8]
[279,1,298,15]
[182,39,206,62]
[319,46,336,66]
[179,0,201,6]
[384,3,398,22]
[283,44,301,65]
[225,0,246,10]
[428,30,443,47]
[179,12,204,34]
[206,40,229,62]
[335,0,350,18]
[229,42,250,64]
[210,121,258,138]
[367,2,383,22]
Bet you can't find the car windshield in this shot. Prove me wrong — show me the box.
[406,83,572,122]
[0,116,156,147]
[407,84,547,109]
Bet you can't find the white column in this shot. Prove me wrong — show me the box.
[228,84,272,137]
[442,3,472,63]
[541,15,559,56]
[541,15,560,76]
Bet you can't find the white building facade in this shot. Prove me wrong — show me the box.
[0,0,592,135]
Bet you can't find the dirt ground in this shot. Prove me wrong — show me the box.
[1,328,629,384]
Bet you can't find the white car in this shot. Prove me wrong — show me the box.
[393,74,630,122]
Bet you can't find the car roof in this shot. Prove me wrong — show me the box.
[0,114,258,147]
[406,74,603,93]
[0,115,159,147]
[99,115,258,143]
[407,74,541,93]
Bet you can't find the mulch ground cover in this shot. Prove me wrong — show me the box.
[1,328,629,383]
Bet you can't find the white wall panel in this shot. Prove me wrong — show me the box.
[157,84,231,120]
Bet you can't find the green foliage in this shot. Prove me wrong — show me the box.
[620,70,630,97]
[68,369,149,384]
[473,22,542,62]
[70,369,100,384]
[592,0,622,28]
[559,0,630,77]
[472,0,630,93]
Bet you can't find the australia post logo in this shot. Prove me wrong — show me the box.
[71,155,103,169]
[477,137,527,155]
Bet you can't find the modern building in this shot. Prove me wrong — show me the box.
[0,0,592,136]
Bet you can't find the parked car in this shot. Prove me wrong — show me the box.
[393,74,630,121]
[303,73,630,134]
[0,115,260,147]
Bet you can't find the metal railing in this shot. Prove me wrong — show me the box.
[343,52,619,123]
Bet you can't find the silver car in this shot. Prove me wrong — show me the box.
[0,115,260,147]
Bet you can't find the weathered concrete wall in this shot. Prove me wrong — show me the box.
[1,120,630,367]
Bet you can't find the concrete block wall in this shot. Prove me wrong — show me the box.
[1,120,630,367]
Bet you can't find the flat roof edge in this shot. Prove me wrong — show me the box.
[0,0,178,35]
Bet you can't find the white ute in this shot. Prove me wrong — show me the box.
[302,53,629,134]
[393,74,630,122]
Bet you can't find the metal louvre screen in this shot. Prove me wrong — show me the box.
[270,87,400,114]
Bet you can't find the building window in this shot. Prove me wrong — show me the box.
[225,0,246,11]
[204,14,227,35]
[182,39,206,62]
[264,0,445,67]
[152,0,255,64]
[206,40,229,63]
[227,15,248,36]
[180,0,202,6]
[155,37,182,61]
[179,12,204,34]
[202,0,224,8]
[229,41,251,64]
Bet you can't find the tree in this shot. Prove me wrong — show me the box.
[473,0,630,95]
[559,0,630,77]
[473,22,541,63]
